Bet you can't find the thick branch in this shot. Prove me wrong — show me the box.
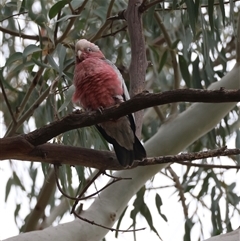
[0,136,119,170]
[0,136,239,170]
[24,88,240,146]
[125,0,148,137]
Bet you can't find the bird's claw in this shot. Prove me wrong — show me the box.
[97,106,104,114]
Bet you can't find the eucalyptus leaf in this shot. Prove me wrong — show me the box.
[49,0,68,19]
[23,45,42,60]
[5,52,23,67]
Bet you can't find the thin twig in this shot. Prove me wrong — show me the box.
[0,11,28,22]
[71,173,131,213]
[54,165,132,213]
[146,184,175,190]
[167,166,188,218]
[140,146,240,169]
[54,164,80,201]
[54,165,102,203]
[102,171,132,180]
[0,76,17,124]
[90,20,111,42]
[0,25,47,41]
[73,210,146,232]
[107,0,115,18]
[102,25,127,38]
[175,161,240,169]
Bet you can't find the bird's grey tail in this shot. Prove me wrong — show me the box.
[113,135,146,167]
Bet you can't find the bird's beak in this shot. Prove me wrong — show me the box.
[77,50,82,59]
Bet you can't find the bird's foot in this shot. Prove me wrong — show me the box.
[97,106,104,114]
[73,108,84,114]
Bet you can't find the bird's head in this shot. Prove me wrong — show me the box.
[75,39,104,62]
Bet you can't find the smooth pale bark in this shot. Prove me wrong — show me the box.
[204,229,240,241]
[5,60,239,241]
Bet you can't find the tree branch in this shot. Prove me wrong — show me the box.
[23,169,56,232]
[125,0,148,137]
[0,135,239,170]
[167,166,188,218]
[0,25,48,41]
[140,146,240,168]
[24,88,240,146]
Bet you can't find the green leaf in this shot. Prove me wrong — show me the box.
[219,0,225,26]
[56,14,81,23]
[145,3,156,27]
[155,193,167,222]
[179,55,191,87]
[197,172,210,198]
[131,186,145,221]
[208,0,214,32]
[58,85,75,112]
[5,177,13,202]
[236,130,240,164]
[158,50,168,73]
[93,7,106,22]
[49,0,68,19]
[171,39,180,49]
[115,206,128,238]
[75,165,85,184]
[194,0,200,21]
[184,218,194,241]
[13,172,25,191]
[71,0,85,9]
[5,52,23,66]
[41,163,50,177]
[56,43,66,75]
[18,0,26,13]
[14,204,21,225]
[185,0,196,35]
[140,204,161,239]
[131,187,161,239]
[23,45,42,60]
[47,54,59,72]
[32,58,50,68]
[192,57,202,89]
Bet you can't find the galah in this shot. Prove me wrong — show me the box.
[72,39,146,167]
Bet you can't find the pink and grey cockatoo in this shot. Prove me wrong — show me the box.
[72,39,146,167]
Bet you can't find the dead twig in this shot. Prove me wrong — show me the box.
[73,210,146,232]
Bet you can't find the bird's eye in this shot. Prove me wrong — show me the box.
[86,47,92,52]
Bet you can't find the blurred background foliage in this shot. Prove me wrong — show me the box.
[0,0,239,240]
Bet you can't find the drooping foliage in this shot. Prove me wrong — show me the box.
[0,0,239,240]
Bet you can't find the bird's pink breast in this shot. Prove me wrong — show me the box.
[73,58,123,110]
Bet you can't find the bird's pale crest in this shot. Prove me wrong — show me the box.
[75,39,100,58]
